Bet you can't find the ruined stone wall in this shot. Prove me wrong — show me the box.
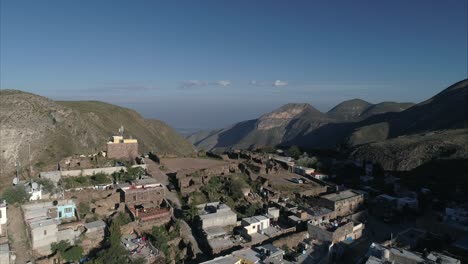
[307,222,354,243]
[123,187,165,207]
[335,195,364,217]
[107,142,138,160]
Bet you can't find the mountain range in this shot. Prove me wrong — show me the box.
[188,79,468,170]
[0,90,194,183]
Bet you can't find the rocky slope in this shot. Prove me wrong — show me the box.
[0,90,194,182]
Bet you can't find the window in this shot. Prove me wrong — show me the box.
[0,210,2,218]
[44,230,47,236]
[133,195,137,201]
[65,207,72,213]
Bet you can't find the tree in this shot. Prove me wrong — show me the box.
[95,220,128,263]
[184,203,199,221]
[35,178,55,194]
[51,240,72,263]
[62,246,83,262]
[286,146,301,159]
[296,157,318,168]
[1,186,30,204]
[152,225,170,258]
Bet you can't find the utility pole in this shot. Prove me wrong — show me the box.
[29,143,32,178]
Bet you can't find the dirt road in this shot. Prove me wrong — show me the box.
[7,205,33,264]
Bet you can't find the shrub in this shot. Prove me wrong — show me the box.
[1,186,30,204]
[78,202,90,218]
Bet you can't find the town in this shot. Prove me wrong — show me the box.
[0,128,466,264]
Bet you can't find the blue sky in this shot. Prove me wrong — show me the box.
[1,0,467,129]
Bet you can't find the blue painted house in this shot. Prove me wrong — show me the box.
[55,200,76,220]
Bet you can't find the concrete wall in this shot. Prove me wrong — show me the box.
[61,166,126,177]
[57,229,81,245]
[31,224,58,251]
[200,212,237,230]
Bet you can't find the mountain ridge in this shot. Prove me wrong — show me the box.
[188,79,468,170]
[0,90,195,182]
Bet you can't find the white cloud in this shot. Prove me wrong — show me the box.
[273,80,288,87]
[182,80,232,88]
[182,80,207,87]
[214,80,231,87]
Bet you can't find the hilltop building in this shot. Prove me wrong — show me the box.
[107,134,138,160]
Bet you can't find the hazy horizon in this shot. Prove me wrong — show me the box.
[1,0,467,129]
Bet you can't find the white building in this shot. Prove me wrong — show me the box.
[241,215,270,235]
[0,201,6,235]
[197,202,237,230]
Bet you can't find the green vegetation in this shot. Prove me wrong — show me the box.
[94,219,128,263]
[51,240,84,263]
[60,173,111,189]
[1,185,30,204]
[78,202,90,218]
[185,173,258,218]
[112,167,146,183]
[150,221,180,263]
[35,178,56,193]
[286,146,302,159]
[296,156,318,168]
[183,203,199,221]
[114,211,132,225]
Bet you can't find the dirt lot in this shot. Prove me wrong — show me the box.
[64,189,120,218]
[160,157,227,172]
[259,171,325,193]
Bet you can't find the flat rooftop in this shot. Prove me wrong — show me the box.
[30,218,60,229]
[198,202,236,217]
[307,206,333,216]
[321,190,361,202]
[242,215,268,225]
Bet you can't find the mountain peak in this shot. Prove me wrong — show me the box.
[327,99,372,121]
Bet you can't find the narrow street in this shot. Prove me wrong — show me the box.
[7,205,33,264]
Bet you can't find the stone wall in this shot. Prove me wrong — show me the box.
[334,195,364,217]
[122,186,165,207]
[107,142,138,160]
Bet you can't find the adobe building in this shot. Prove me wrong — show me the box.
[120,181,170,223]
[313,189,364,217]
[107,135,138,160]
